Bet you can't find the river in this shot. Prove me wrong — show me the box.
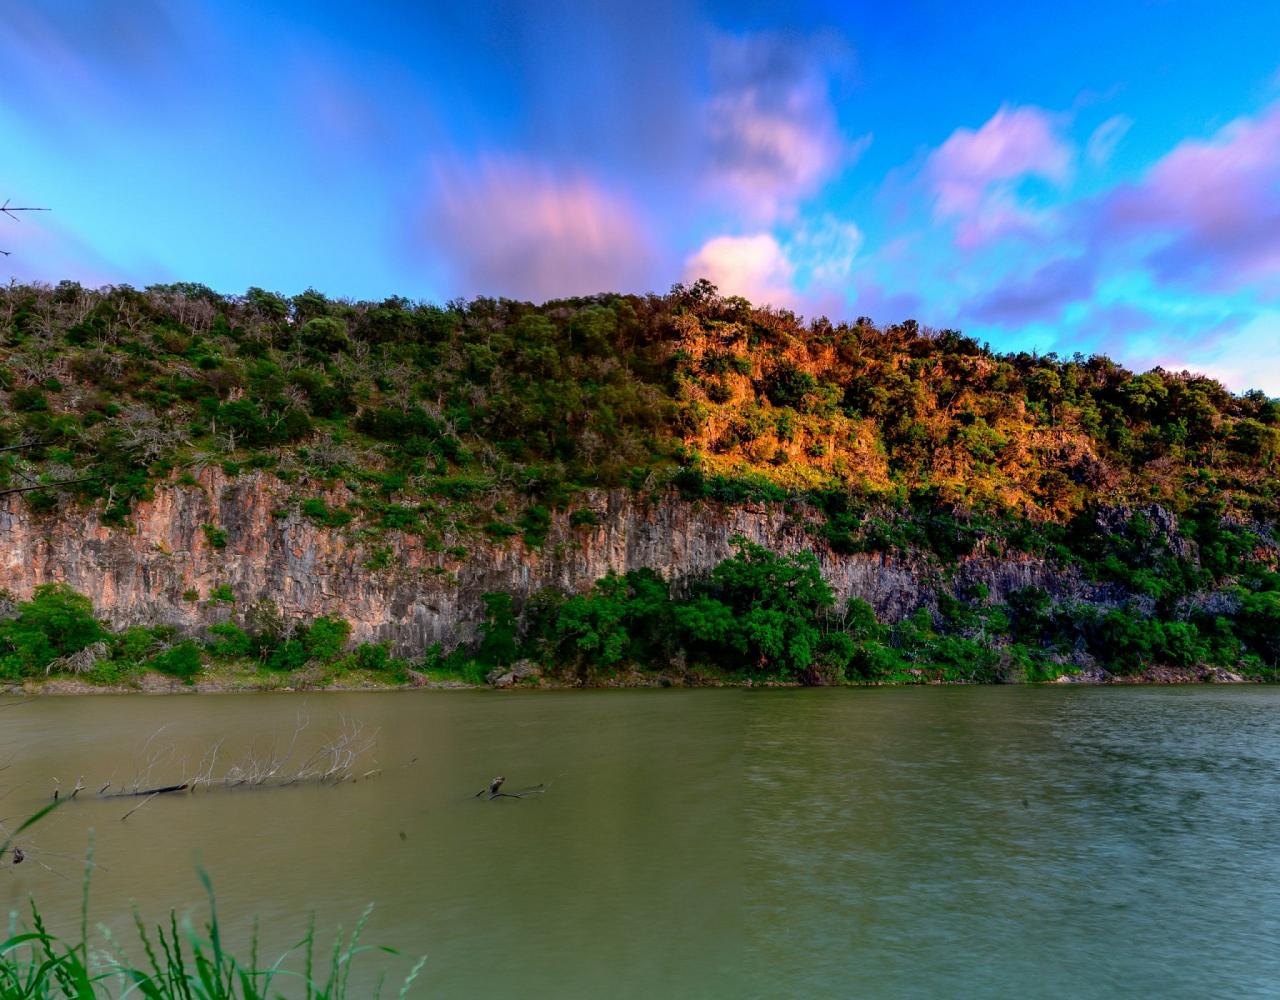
[2,686,1278,998]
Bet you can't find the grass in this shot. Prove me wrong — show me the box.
[0,809,425,998]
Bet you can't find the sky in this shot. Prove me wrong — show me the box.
[2,0,1279,392]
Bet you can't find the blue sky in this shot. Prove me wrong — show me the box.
[2,0,1279,390]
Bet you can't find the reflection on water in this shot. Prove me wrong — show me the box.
[2,687,1278,998]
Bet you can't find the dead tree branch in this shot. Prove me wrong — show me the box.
[0,199,50,256]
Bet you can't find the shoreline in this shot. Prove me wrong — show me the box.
[3,663,1260,696]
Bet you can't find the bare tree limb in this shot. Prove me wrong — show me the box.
[0,475,102,498]
[1,199,50,255]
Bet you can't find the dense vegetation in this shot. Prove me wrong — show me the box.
[1,278,1277,684]
[4,530,1280,686]
[1,278,1277,526]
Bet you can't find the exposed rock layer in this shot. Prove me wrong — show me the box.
[0,470,1094,655]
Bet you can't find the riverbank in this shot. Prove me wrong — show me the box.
[4,660,1258,695]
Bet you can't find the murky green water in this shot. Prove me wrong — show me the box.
[3,687,1279,997]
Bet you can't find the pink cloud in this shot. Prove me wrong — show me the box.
[928,105,1073,217]
[422,159,657,301]
[684,234,797,307]
[706,33,862,221]
[1098,99,1280,290]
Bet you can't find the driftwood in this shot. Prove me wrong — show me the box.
[101,782,189,799]
[49,715,379,818]
[473,776,546,800]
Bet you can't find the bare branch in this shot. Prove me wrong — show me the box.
[1,198,50,255]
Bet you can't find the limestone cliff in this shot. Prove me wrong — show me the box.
[0,469,1097,655]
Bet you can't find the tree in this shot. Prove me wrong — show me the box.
[0,583,103,676]
[676,539,834,676]
[1229,419,1280,462]
[478,592,519,667]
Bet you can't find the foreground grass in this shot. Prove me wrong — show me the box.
[3,885,424,999]
[1,811,424,999]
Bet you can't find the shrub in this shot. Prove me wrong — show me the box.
[302,615,351,661]
[0,583,104,676]
[202,524,228,549]
[151,640,202,680]
[569,508,601,528]
[206,622,252,658]
[478,593,519,667]
[681,539,834,677]
[518,505,551,547]
[300,498,352,528]
[349,641,403,674]
[267,639,309,671]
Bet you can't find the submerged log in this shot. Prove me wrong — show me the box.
[474,776,546,800]
[101,782,189,799]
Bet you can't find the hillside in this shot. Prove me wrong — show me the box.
[0,278,1278,687]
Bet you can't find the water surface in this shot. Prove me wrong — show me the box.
[2,687,1277,997]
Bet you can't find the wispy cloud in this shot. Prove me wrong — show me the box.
[1094,99,1280,291]
[1086,114,1133,166]
[705,32,864,221]
[927,105,1073,218]
[967,256,1097,327]
[421,158,656,301]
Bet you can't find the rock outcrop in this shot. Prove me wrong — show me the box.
[0,468,1095,656]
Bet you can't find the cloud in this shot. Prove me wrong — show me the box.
[706,33,862,221]
[952,190,1055,249]
[849,277,923,326]
[927,105,1073,217]
[966,256,1096,326]
[0,0,192,118]
[682,211,865,312]
[1086,114,1133,166]
[683,233,797,307]
[787,215,864,285]
[421,158,656,301]
[1153,311,1280,395]
[1095,99,1280,290]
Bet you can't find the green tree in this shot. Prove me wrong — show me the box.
[678,539,834,676]
[0,583,104,676]
[478,592,519,667]
[302,616,352,661]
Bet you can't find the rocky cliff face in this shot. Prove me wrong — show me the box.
[0,470,1094,654]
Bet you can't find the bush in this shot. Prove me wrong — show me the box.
[267,639,309,671]
[302,615,351,661]
[348,641,408,678]
[206,622,252,658]
[680,539,833,677]
[210,584,236,603]
[151,640,202,680]
[202,524,228,549]
[569,508,601,528]
[300,498,352,528]
[113,625,162,664]
[0,583,104,676]
[476,592,519,667]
